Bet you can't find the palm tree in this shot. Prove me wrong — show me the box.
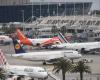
[53,58,72,80]
[60,26,67,36]
[71,60,91,80]
[1,25,8,34]
[34,28,40,38]
[0,68,6,80]
[1,23,16,34]
[8,24,16,33]
[51,26,58,36]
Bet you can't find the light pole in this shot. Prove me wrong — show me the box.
[32,1,34,22]
[47,2,50,16]
[40,0,44,18]
[40,1,41,18]
[21,10,24,23]
[21,10,25,32]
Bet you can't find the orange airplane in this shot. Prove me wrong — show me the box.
[16,29,61,48]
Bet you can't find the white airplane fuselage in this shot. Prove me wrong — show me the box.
[18,37,61,47]
[0,35,12,44]
[29,38,51,46]
[5,65,48,79]
[12,50,82,61]
[52,42,100,51]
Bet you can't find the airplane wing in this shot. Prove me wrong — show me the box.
[46,53,64,61]
[46,54,66,63]
[7,71,28,76]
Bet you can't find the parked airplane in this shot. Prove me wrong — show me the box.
[12,39,82,64]
[16,29,61,48]
[0,35,12,45]
[0,49,48,79]
[52,32,100,54]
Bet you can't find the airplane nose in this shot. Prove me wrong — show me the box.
[43,73,48,79]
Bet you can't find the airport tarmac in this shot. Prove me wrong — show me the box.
[1,44,100,80]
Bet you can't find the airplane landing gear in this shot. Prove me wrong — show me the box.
[17,76,22,80]
[43,61,46,65]
[81,48,86,54]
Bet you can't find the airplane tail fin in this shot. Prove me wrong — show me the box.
[16,29,33,46]
[58,32,69,43]
[0,49,9,67]
[12,39,26,54]
[16,29,27,40]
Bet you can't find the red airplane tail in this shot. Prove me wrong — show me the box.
[16,29,32,45]
[16,29,27,40]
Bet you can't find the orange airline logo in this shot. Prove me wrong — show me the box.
[15,44,20,50]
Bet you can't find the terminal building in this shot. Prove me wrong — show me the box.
[0,0,100,41]
[0,0,100,23]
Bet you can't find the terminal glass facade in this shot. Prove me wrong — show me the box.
[0,3,92,23]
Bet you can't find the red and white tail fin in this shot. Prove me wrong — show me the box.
[16,29,27,40]
[0,49,8,67]
[58,32,69,43]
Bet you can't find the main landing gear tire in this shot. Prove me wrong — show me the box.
[43,61,46,65]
